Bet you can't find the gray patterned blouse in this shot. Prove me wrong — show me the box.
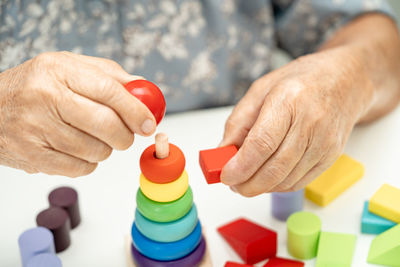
[0,0,394,112]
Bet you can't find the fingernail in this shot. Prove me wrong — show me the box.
[230,186,238,193]
[141,119,156,134]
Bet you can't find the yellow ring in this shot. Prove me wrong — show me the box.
[140,170,189,202]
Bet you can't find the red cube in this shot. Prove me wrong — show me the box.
[199,145,238,184]
[218,218,277,264]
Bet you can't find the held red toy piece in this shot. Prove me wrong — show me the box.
[124,80,166,125]
[263,257,304,267]
[225,261,254,267]
[199,145,238,184]
[218,218,277,264]
[140,143,186,183]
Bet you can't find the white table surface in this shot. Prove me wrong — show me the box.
[1,105,400,267]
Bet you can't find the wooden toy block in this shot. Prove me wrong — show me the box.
[361,201,396,235]
[225,262,254,267]
[48,186,81,229]
[139,170,189,202]
[315,232,356,267]
[263,257,304,267]
[199,145,238,184]
[218,218,277,264]
[271,189,304,221]
[369,183,400,223]
[367,224,400,266]
[305,154,364,206]
[26,253,62,267]
[18,227,55,267]
[36,207,71,253]
[287,211,321,260]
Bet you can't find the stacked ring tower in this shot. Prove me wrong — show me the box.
[130,133,206,267]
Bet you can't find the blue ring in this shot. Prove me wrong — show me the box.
[131,221,202,261]
[135,205,198,242]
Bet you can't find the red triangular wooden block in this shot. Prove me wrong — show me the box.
[218,218,277,264]
[263,257,304,267]
[224,261,254,267]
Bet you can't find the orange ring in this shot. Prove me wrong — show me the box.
[140,144,186,183]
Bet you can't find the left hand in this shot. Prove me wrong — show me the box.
[220,48,374,196]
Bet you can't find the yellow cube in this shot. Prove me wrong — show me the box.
[369,184,400,223]
[305,154,364,206]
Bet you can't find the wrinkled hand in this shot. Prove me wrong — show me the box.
[0,52,156,177]
[220,48,373,196]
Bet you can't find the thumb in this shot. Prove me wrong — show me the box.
[220,78,272,148]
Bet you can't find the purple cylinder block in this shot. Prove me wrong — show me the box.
[271,189,304,221]
[48,186,81,229]
[18,227,55,267]
[26,253,62,267]
[36,207,71,253]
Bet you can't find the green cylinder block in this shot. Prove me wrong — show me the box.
[287,211,321,259]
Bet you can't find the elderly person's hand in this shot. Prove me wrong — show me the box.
[0,52,156,177]
[220,14,400,196]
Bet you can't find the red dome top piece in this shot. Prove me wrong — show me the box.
[124,80,166,125]
[140,143,186,184]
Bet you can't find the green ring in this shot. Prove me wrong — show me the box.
[136,186,193,222]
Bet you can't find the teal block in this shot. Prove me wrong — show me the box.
[362,201,396,234]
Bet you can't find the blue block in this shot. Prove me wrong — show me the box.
[271,189,304,221]
[26,253,62,267]
[361,201,396,234]
[18,227,55,267]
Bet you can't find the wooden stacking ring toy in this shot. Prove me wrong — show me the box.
[135,205,198,242]
[131,221,202,261]
[140,144,185,184]
[136,187,193,223]
[140,170,189,202]
[131,236,206,267]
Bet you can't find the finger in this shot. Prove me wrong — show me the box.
[221,91,292,186]
[284,156,338,192]
[37,148,98,178]
[283,162,327,192]
[56,90,134,150]
[59,58,156,136]
[44,121,112,163]
[230,126,307,197]
[60,51,144,84]
[220,78,273,147]
[270,144,321,192]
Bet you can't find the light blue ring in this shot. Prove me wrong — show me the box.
[131,221,202,261]
[135,204,198,242]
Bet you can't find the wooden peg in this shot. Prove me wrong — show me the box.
[155,133,169,159]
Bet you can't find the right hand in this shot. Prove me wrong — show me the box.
[0,52,157,177]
